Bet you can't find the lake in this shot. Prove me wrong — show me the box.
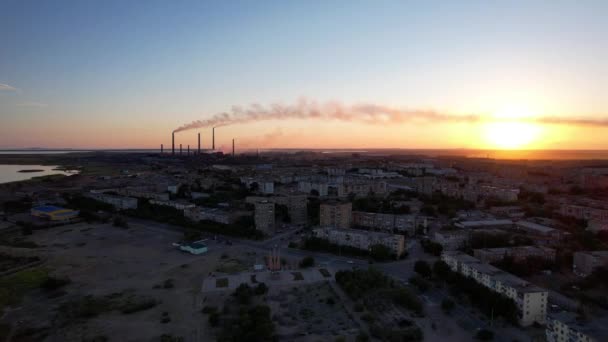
[0,165,79,184]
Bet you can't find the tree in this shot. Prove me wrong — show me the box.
[254,283,268,295]
[414,260,432,278]
[433,260,451,279]
[475,329,494,341]
[299,256,315,268]
[233,283,253,305]
[441,298,455,314]
[113,216,129,228]
[370,244,395,261]
[208,312,220,327]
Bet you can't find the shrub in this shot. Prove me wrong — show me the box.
[475,329,494,341]
[441,298,455,313]
[299,256,315,268]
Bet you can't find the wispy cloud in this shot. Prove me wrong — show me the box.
[16,102,48,108]
[0,83,17,92]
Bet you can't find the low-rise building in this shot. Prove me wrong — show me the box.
[312,227,405,256]
[31,205,79,221]
[184,207,238,225]
[351,211,417,234]
[298,181,329,197]
[474,246,556,263]
[454,219,513,230]
[86,192,138,210]
[441,251,548,326]
[149,199,195,211]
[320,201,352,229]
[433,230,470,250]
[546,311,606,342]
[573,251,608,277]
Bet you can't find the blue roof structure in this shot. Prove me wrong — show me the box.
[32,205,66,212]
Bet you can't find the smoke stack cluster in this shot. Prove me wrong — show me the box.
[232,138,235,157]
[198,133,201,154]
[212,127,215,150]
[172,132,175,155]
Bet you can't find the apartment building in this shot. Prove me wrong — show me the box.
[573,251,608,277]
[184,207,238,225]
[85,192,138,210]
[546,311,605,342]
[474,246,556,263]
[433,230,470,250]
[117,187,169,201]
[320,201,352,229]
[351,211,417,234]
[298,181,329,197]
[149,199,195,211]
[441,251,548,326]
[312,227,405,256]
[454,219,514,230]
[560,204,608,222]
[336,180,387,198]
[253,200,275,235]
[246,195,308,226]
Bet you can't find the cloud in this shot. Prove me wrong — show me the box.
[0,83,17,92]
[16,102,48,108]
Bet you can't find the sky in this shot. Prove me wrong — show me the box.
[0,0,606,151]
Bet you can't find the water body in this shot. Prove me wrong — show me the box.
[0,165,78,184]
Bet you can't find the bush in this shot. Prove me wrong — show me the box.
[254,283,268,295]
[475,329,494,341]
[112,216,129,228]
[299,256,315,268]
[233,283,253,304]
[414,260,432,278]
[441,298,455,313]
[163,279,174,289]
[41,276,71,291]
[201,306,218,314]
[120,298,157,314]
[208,312,220,327]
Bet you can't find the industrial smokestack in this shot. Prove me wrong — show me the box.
[212,127,215,150]
[198,133,201,154]
[187,145,190,156]
[172,132,175,155]
[180,144,182,155]
[161,144,163,154]
[232,139,235,157]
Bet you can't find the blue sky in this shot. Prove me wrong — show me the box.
[0,1,606,149]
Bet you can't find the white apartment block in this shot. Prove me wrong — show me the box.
[441,251,548,326]
[149,199,195,211]
[474,246,556,263]
[85,192,138,210]
[312,227,405,257]
[546,311,605,342]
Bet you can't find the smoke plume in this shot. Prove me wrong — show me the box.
[173,99,608,132]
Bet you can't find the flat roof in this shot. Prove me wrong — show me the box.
[516,221,556,233]
[32,205,68,213]
[455,219,513,228]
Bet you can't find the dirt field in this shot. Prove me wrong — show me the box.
[0,221,250,342]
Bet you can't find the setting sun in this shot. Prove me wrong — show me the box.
[483,122,542,149]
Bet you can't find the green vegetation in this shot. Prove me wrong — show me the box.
[0,267,49,313]
[420,239,443,256]
[414,260,432,278]
[352,195,411,214]
[431,261,519,324]
[335,269,423,315]
[441,298,455,314]
[299,256,315,268]
[475,329,495,341]
[217,305,275,342]
[291,272,304,281]
[112,216,129,228]
[409,275,430,292]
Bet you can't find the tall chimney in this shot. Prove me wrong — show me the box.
[212,127,215,150]
[180,144,182,155]
[232,138,235,157]
[187,144,190,156]
[198,133,201,154]
[172,132,175,155]
[161,144,163,154]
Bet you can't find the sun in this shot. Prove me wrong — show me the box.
[483,105,542,149]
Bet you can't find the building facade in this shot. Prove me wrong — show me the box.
[441,251,548,326]
[320,201,352,229]
[312,227,405,256]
